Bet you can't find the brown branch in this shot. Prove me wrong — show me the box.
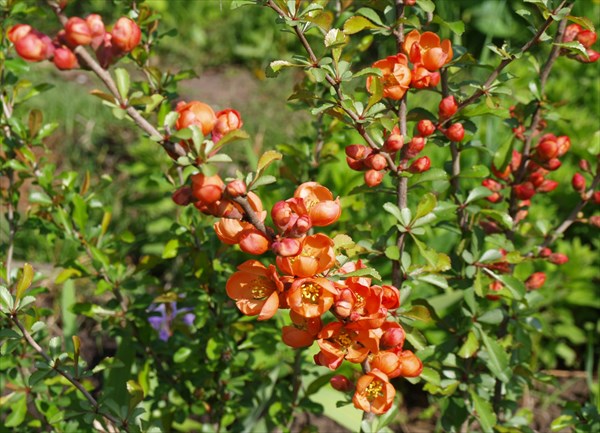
[46,0,183,158]
[9,314,127,431]
[231,195,272,240]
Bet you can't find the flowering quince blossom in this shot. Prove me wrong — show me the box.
[147,302,195,342]
[366,54,412,100]
[226,260,283,320]
[403,29,453,71]
[352,369,396,414]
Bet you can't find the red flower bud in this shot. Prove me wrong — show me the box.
[271,237,302,257]
[536,136,559,161]
[594,191,600,205]
[525,272,546,290]
[346,157,365,171]
[384,133,404,152]
[191,173,224,204]
[403,136,426,159]
[444,123,465,142]
[111,17,141,52]
[590,216,600,227]
[545,158,562,171]
[212,109,243,142]
[53,46,78,70]
[417,119,436,137]
[487,280,503,301]
[172,186,194,206]
[482,178,502,192]
[345,144,370,160]
[226,180,247,197]
[7,24,33,43]
[330,375,353,392]
[579,159,591,172]
[572,173,586,192]
[86,14,106,49]
[13,32,53,62]
[365,154,388,171]
[381,327,405,350]
[65,17,92,46]
[539,247,552,258]
[238,229,270,255]
[577,30,597,48]
[548,253,569,265]
[175,101,217,136]
[364,170,384,187]
[537,180,558,193]
[514,182,536,200]
[408,156,431,173]
[438,95,458,119]
[563,24,582,43]
[581,49,600,63]
[556,136,571,157]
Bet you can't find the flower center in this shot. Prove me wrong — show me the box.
[250,278,270,300]
[301,283,321,304]
[365,379,384,401]
[333,331,353,350]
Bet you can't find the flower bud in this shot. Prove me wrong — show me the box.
[65,17,92,46]
[371,351,402,378]
[579,159,591,172]
[14,32,53,62]
[53,46,78,70]
[539,247,552,258]
[548,253,569,265]
[545,158,562,171]
[384,133,404,153]
[271,237,302,257]
[345,144,369,160]
[486,280,503,301]
[7,24,33,43]
[239,229,270,255]
[581,49,600,63]
[365,154,388,171]
[111,17,141,52]
[364,170,383,187]
[271,201,292,230]
[175,100,217,136]
[572,173,586,192]
[403,136,426,159]
[444,123,465,142]
[577,30,598,48]
[537,180,558,193]
[417,119,436,137]
[86,14,106,49]
[191,173,224,204]
[480,220,501,234]
[438,95,458,119]
[397,350,423,377]
[563,24,582,43]
[330,375,353,392]
[514,182,536,200]
[172,186,194,206]
[482,178,502,192]
[226,180,247,197]
[529,172,545,188]
[525,272,546,290]
[590,216,600,228]
[536,137,558,161]
[594,191,600,205]
[95,33,117,68]
[408,156,431,173]
[556,136,571,157]
[212,109,243,142]
[381,327,405,350]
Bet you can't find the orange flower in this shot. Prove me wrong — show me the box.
[213,192,266,244]
[276,233,335,277]
[281,310,322,348]
[226,260,283,320]
[316,321,380,369]
[238,228,270,255]
[294,182,341,227]
[403,30,453,71]
[352,370,396,414]
[370,351,402,378]
[397,350,423,377]
[367,54,412,100]
[287,277,338,318]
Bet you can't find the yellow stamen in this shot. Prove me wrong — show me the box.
[365,379,384,401]
[301,283,321,304]
[250,278,270,300]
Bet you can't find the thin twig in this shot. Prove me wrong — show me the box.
[9,314,127,431]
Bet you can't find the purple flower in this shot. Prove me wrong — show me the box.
[147,302,195,341]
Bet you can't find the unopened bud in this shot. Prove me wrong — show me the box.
[438,95,458,119]
[364,169,384,187]
[572,173,586,192]
[548,253,568,265]
[111,17,141,52]
[417,119,436,137]
[53,46,78,70]
[408,156,431,173]
[226,180,246,197]
[381,327,405,350]
[525,272,546,290]
[514,182,536,200]
[65,17,92,46]
[365,154,388,171]
[330,375,353,392]
[444,123,465,142]
[271,237,302,257]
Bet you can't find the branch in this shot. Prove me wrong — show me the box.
[46,1,184,158]
[442,0,569,126]
[10,314,127,431]
[231,195,272,240]
[265,0,398,173]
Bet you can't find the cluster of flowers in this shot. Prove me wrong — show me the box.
[170,99,421,412]
[349,31,464,187]
[8,15,141,70]
[562,23,599,63]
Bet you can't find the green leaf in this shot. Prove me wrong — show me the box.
[477,308,504,325]
[567,15,595,32]
[90,89,117,104]
[432,15,465,36]
[174,347,192,363]
[496,274,525,300]
[343,16,379,35]
[416,0,435,13]
[15,263,34,301]
[305,372,335,396]
[458,331,479,358]
[0,286,14,311]
[4,394,27,428]
[342,267,381,281]
[401,305,432,322]
[465,186,492,204]
[470,390,497,431]
[162,239,180,259]
[29,190,53,205]
[324,28,347,48]
[55,268,82,284]
[16,296,35,310]
[356,7,384,26]
[480,209,513,229]
[553,41,588,58]
[476,326,511,382]
[266,60,300,78]
[114,68,130,101]
[461,165,490,178]
[366,76,383,110]
[414,193,437,220]
[257,150,283,172]
[385,245,400,260]
[383,202,403,223]
[408,168,448,187]
[550,415,576,431]
[72,195,88,230]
